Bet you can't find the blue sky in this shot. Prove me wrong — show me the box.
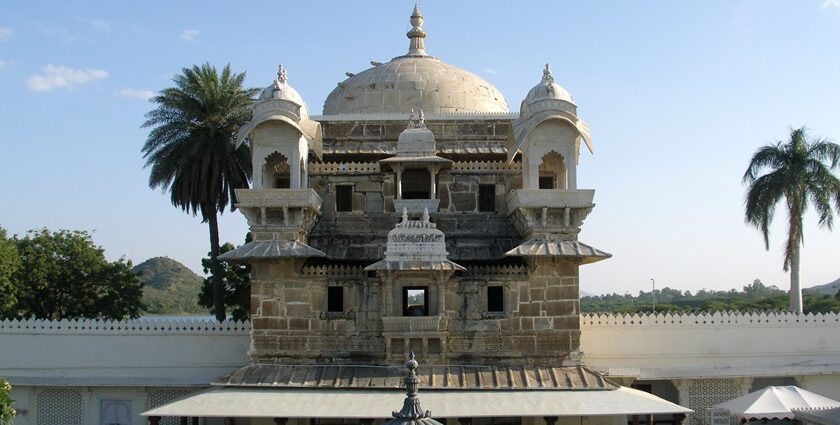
[1,1,839,295]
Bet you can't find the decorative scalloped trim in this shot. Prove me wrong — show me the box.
[0,318,250,334]
[580,311,840,327]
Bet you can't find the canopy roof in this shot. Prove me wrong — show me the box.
[142,386,690,419]
[793,407,840,425]
[713,386,840,420]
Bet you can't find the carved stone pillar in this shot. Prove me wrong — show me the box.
[395,165,403,199]
[736,377,754,395]
[672,379,692,408]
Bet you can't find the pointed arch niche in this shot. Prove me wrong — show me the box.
[264,152,291,189]
[538,151,567,190]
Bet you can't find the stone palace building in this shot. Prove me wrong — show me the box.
[2,5,839,425]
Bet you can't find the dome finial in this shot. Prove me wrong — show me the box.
[406,4,428,56]
[542,63,554,83]
[417,108,425,128]
[275,64,288,88]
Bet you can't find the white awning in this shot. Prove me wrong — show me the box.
[143,386,691,419]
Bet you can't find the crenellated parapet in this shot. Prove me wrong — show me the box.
[581,311,840,327]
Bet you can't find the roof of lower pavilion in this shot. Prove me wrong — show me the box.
[213,364,616,390]
[505,239,612,264]
[142,385,691,419]
[218,240,326,262]
[143,364,691,419]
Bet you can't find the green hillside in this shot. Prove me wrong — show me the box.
[133,257,206,315]
[804,278,840,296]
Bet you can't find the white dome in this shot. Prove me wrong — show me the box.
[258,65,310,117]
[322,5,508,115]
[521,64,574,109]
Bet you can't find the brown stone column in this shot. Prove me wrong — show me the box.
[632,415,639,425]
[148,417,161,425]
[544,416,558,425]
[647,414,654,425]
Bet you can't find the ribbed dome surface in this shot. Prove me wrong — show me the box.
[322,56,509,115]
[521,63,574,108]
[322,5,508,115]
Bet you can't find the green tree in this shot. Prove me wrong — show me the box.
[0,377,14,425]
[142,63,258,322]
[198,233,251,321]
[743,127,840,313]
[0,228,20,316]
[10,229,144,320]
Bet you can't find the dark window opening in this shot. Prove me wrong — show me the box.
[336,185,353,212]
[402,286,429,316]
[402,169,431,199]
[479,184,496,212]
[327,286,344,313]
[487,286,504,312]
[274,176,291,189]
[539,176,555,189]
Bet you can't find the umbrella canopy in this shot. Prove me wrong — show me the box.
[713,386,840,421]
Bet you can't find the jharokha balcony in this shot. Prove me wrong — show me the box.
[506,189,596,238]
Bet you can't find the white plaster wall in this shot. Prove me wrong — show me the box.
[581,313,840,380]
[252,122,306,189]
[0,321,250,385]
[523,120,578,190]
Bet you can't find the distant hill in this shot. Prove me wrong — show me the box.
[133,257,206,315]
[804,277,840,296]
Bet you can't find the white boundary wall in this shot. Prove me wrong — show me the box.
[2,312,840,424]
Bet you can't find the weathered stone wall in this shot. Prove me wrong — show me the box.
[249,259,581,366]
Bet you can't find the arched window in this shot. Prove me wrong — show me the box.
[264,152,290,189]
[538,151,566,190]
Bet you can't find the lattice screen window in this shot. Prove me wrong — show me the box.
[147,389,193,425]
[687,378,738,425]
[36,389,83,425]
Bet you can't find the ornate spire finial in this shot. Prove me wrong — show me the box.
[542,63,554,83]
[275,64,287,88]
[416,108,425,128]
[422,207,430,223]
[406,4,428,56]
[388,353,435,422]
[402,207,409,224]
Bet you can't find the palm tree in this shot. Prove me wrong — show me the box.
[142,63,258,321]
[743,127,840,313]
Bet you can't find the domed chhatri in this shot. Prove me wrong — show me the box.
[257,64,310,117]
[522,63,574,107]
[322,5,509,115]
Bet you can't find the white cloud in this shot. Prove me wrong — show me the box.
[180,29,200,43]
[822,0,840,8]
[27,65,109,91]
[119,88,155,101]
[485,68,498,75]
[36,23,80,43]
[0,26,12,41]
[77,17,111,31]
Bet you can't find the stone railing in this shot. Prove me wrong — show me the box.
[581,311,840,327]
[235,188,322,209]
[382,316,446,332]
[309,162,380,175]
[507,189,595,211]
[393,199,440,214]
[451,161,521,174]
[0,318,251,335]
